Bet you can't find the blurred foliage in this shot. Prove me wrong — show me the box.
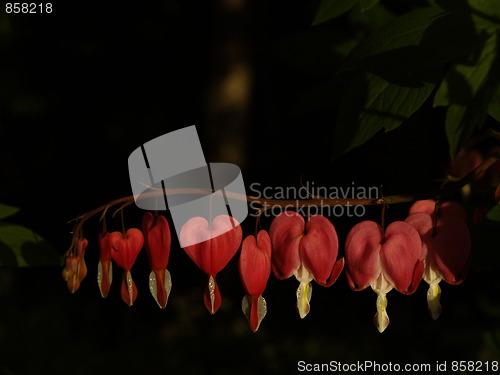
[0,204,61,267]
[296,0,500,158]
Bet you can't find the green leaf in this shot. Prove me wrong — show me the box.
[435,32,498,155]
[438,0,500,30]
[349,0,395,32]
[0,204,20,220]
[468,0,500,30]
[332,72,436,158]
[434,32,497,106]
[313,0,359,25]
[359,0,380,13]
[0,221,62,267]
[445,104,488,156]
[343,5,483,84]
[486,205,500,222]
[343,6,447,68]
[488,82,500,123]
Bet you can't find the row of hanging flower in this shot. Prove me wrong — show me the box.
[62,199,470,333]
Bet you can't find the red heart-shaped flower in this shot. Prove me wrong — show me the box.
[110,228,144,271]
[300,215,344,287]
[405,212,470,284]
[110,228,144,307]
[270,211,343,286]
[180,215,242,314]
[239,230,272,332]
[181,215,242,276]
[408,200,467,222]
[142,212,172,308]
[345,221,424,294]
[142,212,171,271]
[239,230,272,297]
[268,211,304,280]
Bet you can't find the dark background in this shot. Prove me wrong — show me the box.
[0,1,499,374]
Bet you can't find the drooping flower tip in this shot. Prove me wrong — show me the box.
[242,295,267,332]
[62,256,81,293]
[62,238,88,293]
[98,231,113,298]
[204,275,221,314]
[149,269,172,309]
[121,270,138,307]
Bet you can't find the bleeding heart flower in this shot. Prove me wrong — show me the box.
[406,201,471,320]
[449,148,483,179]
[345,221,424,333]
[62,238,88,293]
[269,211,344,319]
[180,215,242,314]
[97,231,113,298]
[408,199,467,221]
[142,212,172,309]
[238,230,271,332]
[472,207,489,226]
[110,228,144,306]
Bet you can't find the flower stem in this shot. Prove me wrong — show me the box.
[66,152,499,257]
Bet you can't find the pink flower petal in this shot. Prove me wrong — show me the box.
[269,211,303,279]
[409,199,467,221]
[110,228,144,271]
[239,230,272,296]
[345,221,383,291]
[406,212,471,284]
[381,221,423,294]
[300,215,343,287]
[142,213,171,270]
[408,199,436,217]
[181,215,242,275]
[429,216,471,284]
